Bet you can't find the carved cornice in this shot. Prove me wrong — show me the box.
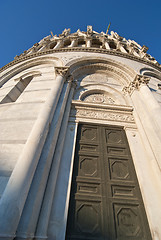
[122,74,150,95]
[71,101,134,123]
[1,47,160,74]
[55,66,69,77]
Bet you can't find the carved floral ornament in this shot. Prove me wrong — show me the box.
[54,66,78,88]
[122,74,150,95]
[54,66,70,77]
[81,93,115,104]
[70,102,135,124]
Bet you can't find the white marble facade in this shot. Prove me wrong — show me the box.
[0,27,161,240]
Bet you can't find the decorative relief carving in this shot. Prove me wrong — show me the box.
[11,25,160,70]
[55,67,69,77]
[82,93,115,104]
[123,74,150,95]
[71,105,134,123]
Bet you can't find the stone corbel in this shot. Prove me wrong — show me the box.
[55,66,70,78]
[122,74,150,95]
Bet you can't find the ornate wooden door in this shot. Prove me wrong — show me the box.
[65,124,152,240]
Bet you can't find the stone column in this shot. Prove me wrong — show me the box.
[128,45,140,57]
[99,37,110,50]
[47,121,79,240]
[104,40,110,50]
[125,127,161,239]
[139,83,161,131]
[69,37,78,47]
[34,79,77,240]
[123,74,161,169]
[0,67,69,240]
[86,37,92,48]
[15,68,71,240]
[54,39,64,49]
[116,41,127,53]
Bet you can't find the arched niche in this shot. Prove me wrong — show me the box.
[74,84,128,106]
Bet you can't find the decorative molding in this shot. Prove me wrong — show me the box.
[1,47,161,74]
[71,101,134,123]
[122,74,150,95]
[54,66,69,77]
[12,26,159,68]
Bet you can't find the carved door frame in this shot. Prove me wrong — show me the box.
[48,100,153,240]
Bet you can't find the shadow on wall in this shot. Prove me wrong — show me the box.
[0,76,33,104]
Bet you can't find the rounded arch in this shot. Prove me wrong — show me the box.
[0,56,63,87]
[66,56,136,86]
[73,83,128,105]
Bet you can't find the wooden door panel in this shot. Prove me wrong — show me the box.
[77,182,101,195]
[112,203,146,239]
[79,156,99,178]
[105,129,124,144]
[107,146,127,156]
[108,158,132,181]
[111,184,137,199]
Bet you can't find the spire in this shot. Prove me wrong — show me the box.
[106,22,111,35]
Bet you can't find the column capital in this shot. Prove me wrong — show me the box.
[123,74,150,95]
[55,66,70,77]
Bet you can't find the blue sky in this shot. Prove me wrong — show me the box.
[0,0,161,69]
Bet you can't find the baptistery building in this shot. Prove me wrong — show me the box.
[0,26,161,240]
